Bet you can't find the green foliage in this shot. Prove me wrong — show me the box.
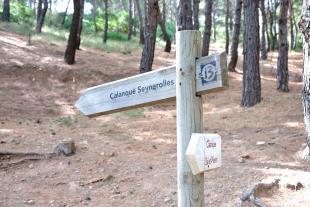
[10,1,34,26]
[55,116,76,127]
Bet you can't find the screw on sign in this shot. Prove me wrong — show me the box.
[75,31,228,207]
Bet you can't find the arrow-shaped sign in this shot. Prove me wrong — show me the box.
[75,52,227,117]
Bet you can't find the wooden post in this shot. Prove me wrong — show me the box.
[176,31,204,206]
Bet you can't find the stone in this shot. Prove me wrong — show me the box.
[256,141,265,146]
[54,140,76,156]
[24,199,35,205]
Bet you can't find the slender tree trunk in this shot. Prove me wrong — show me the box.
[266,10,271,51]
[193,0,200,30]
[1,0,10,22]
[158,7,171,52]
[35,0,48,33]
[62,0,70,25]
[76,0,84,50]
[177,0,193,30]
[228,0,242,72]
[269,9,275,50]
[91,0,99,33]
[202,0,213,56]
[300,0,310,161]
[212,1,217,41]
[277,0,289,92]
[134,0,144,44]
[64,0,81,65]
[260,0,268,59]
[128,0,133,40]
[225,0,230,54]
[139,0,159,73]
[103,0,108,43]
[273,1,278,49]
[241,0,261,107]
[288,0,295,50]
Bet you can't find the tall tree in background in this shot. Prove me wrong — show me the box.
[1,0,10,22]
[134,0,144,44]
[91,0,99,33]
[212,0,217,41]
[64,0,81,64]
[260,0,268,59]
[139,0,159,73]
[158,6,171,52]
[62,0,70,25]
[35,0,48,33]
[128,0,133,40]
[76,0,84,49]
[193,0,200,30]
[241,0,261,107]
[225,0,230,54]
[228,0,242,72]
[103,0,108,43]
[299,0,310,161]
[289,0,297,50]
[277,0,289,92]
[177,0,193,30]
[202,0,213,56]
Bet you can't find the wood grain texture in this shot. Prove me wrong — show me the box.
[176,30,204,207]
[75,53,227,117]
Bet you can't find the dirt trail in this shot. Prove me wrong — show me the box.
[0,30,310,207]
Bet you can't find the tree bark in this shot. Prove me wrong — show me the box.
[1,0,10,22]
[158,7,171,52]
[277,0,289,92]
[299,0,310,160]
[202,0,213,56]
[76,0,84,50]
[269,7,275,50]
[64,0,81,65]
[241,0,261,107]
[128,0,133,40]
[288,0,295,50]
[35,0,48,33]
[193,0,200,30]
[260,0,268,60]
[228,0,242,72]
[177,0,193,30]
[103,0,108,43]
[139,0,159,73]
[225,0,230,54]
[134,0,145,44]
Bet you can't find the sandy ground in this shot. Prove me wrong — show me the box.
[0,29,310,207]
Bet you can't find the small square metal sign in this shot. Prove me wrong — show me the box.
[186,133,222,175]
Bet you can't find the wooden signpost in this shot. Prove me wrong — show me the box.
[75,31,228,207]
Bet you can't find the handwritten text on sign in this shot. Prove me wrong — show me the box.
[186,133,222,175]
[75,53,227,117]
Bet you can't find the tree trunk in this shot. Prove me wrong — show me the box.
[241,0,261,107]
[158,7,171,52]
[212,1,217,41]
[277,0,289,92]
[193,0,200,30]
[228,0,242,72]
[134,0,144,44]
[139,0,159,73]
[64,0,81,65]
[202,0,213,56]
[1,0,10,22]
[273,1,278,50]
[62,0,70,25]
[260,0,268,60]
[76,0,84,50]
[103,0,108,43]
[288,0,295,50]
[35,0,48,33]
[91,0,99,33]
[269,9,275,50]
[177,0,193,30]
[128,0,133,40]
[300,0,310,161]
[225,0,230,54]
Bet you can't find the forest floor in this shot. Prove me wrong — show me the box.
[0,28,310,207]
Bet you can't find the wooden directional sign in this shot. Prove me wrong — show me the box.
[75,52,227,117]
[186,133,222,175]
